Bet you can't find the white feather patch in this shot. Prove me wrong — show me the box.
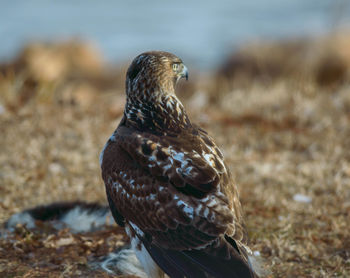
[59,207,113,233]
[127,223,165,278]
[5,212,36,230]
[98,247,148,278]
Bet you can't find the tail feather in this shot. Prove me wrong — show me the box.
[144,242,209,278]
[142,237,256,278]
[182,248,256,278]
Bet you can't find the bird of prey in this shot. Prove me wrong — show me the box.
[100,51,259,278]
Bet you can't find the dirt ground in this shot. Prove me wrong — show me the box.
[0,34,350,277]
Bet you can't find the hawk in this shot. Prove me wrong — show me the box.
[100,51,259,278]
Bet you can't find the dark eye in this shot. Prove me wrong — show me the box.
[172,63,179,72]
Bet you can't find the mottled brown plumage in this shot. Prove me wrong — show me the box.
[101,51,258,278]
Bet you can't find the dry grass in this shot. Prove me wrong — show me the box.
[0,36,350,277]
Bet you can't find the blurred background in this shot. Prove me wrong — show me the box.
[1,0,350,68]
[1,1,350,277]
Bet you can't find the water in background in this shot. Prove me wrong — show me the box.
[1,0,349,68]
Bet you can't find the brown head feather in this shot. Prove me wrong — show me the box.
[126,51,185,99]
[124,51,190,133]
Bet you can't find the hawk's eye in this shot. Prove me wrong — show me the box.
[172,63,180,72]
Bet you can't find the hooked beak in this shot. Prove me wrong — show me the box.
[181,65,189,81]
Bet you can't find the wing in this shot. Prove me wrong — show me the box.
[113,124,228,196]
[102,136,230,247]
[101,123,254,276]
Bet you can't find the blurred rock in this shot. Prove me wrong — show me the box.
[0,40,126,112]
[19,43,68,82]
[13,40,104,82]
[217,39,312,86]
[216,33,350,91]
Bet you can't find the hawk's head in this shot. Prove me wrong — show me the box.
[126,51,188,98]
[124,51,191,132]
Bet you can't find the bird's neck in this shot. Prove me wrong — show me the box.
[124,92,192,134]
